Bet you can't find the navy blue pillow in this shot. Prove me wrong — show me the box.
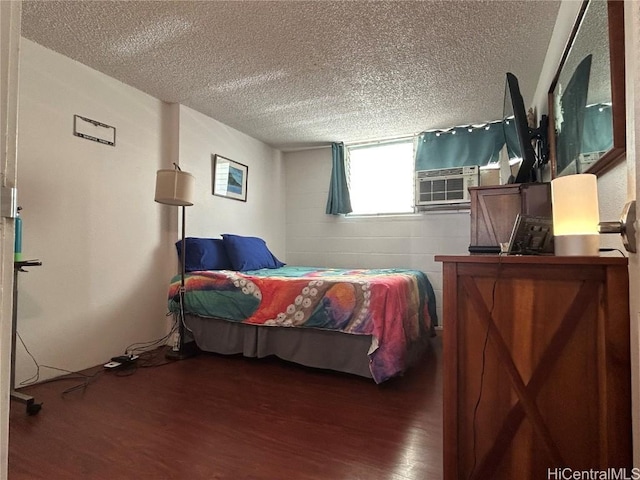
[175,237,232,271]
[221,234,285,271]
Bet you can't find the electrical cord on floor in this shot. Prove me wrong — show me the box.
[136,346,174,368]
[59,370,104,396]
[106,321,181,376]
[468,254,503,479]
[16,313,180,396]
[110,346,176,376]
[116,312,180,369]
[17,331,104,396]
[122,312,176,356]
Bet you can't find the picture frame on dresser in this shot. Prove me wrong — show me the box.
[506,214,554,255]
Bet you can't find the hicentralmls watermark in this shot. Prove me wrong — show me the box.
[548,468,640,480]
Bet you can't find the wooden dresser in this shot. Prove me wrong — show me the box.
[435,255,632,480]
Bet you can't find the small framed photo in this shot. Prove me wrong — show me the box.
[212,154,248,202]
[507,214,554,255]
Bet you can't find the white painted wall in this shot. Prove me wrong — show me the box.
[14,39,285,388]
[177,105,285,258]
[598,160,627,252]
[284,147,470,324]
[14,39,174,384]
[532,0,584,115]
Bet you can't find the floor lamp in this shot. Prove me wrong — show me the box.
[154,164,198,360]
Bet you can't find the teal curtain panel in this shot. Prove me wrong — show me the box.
[326,142,352,215]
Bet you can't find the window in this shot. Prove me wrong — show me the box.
[346,139,415,215]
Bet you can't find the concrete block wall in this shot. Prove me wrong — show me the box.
[284,147,471,324]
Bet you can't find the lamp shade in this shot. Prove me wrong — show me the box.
[155,169,195,206]
[551,173,600,255]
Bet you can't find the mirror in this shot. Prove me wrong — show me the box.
[548,0,625,177]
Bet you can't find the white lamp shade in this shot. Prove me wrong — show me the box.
[155,169,195,206]
[551,174,599,235]
[551,174,600,255]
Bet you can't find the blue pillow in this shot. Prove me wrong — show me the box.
[175,237,232,271]
[221,234,285,271]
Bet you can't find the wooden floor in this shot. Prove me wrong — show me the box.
[9,335,443,480]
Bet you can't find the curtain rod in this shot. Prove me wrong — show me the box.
[422,119,504,135]
[344,134,416,148]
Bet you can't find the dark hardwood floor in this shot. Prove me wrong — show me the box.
[9,335,443,480]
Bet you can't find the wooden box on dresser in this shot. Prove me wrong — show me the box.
[434,254,632,480]
[470,183,552,248]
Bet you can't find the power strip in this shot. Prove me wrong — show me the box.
[111,355,139,363]
[103,355,139,369]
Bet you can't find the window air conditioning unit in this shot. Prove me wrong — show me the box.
[415,165,480,206]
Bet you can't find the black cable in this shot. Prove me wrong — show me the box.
[17,312,182,397]
[60,369,103,396]
[599,247,627,257]
[17,331,103,396]
[123,311,177,356]
[112,363,139,377]
[136,347,173,368]
[468,254,503,479]
[119,312,181,369]
[18,331,90,386]
[16,330,42,386]
[18,322,174,393]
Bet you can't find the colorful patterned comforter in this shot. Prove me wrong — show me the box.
[168,266,437,383]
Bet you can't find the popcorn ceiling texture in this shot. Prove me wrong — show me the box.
[21,0,560,150]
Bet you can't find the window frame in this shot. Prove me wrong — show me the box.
[345,137,417,216]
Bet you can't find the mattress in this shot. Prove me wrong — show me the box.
[168,266,437,382]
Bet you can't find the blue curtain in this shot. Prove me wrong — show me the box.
[415,123,505,171]
[325,142,352,215]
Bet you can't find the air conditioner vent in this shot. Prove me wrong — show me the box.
[415,166,479,206]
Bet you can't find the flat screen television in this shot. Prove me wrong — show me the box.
[503,72,549,183]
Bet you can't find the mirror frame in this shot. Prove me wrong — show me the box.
[548,0,626,178]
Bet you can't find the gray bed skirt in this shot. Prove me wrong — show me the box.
[184,314,432,380]
[185,314,378,378]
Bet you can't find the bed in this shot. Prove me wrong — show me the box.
[166,235,438,383]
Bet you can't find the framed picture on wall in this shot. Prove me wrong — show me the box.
[212,154,248,202]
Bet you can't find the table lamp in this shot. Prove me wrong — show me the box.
[551,173,600,256]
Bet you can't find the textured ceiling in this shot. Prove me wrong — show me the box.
[21,0,561,151]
